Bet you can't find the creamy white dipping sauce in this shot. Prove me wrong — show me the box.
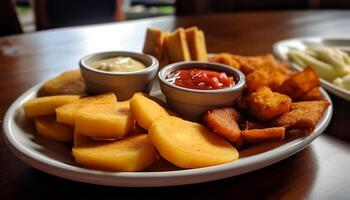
[89,57,146,72]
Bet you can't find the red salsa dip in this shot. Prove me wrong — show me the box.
[166,68,235,90]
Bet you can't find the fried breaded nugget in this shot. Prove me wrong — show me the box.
[209,53,240,69]
[164,28,191,62]
[143,28,166,60]
[231,54,284,75]
[41,69,86,96]
[299,87,322,101]
[248,87,292,121]
[185,27,208,61]
[246,70,269,93]
[203,107,244,148]
[279,66,320,100]
[272,101,330,130]
[241,127,285,143]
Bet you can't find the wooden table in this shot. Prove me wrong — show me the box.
[1,10,350,199]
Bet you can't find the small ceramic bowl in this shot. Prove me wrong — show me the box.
[158,61,246,121]
[80,51,159,100]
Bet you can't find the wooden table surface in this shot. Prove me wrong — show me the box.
[1,10,350,199]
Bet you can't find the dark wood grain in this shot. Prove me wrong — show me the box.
[1,10,350,199]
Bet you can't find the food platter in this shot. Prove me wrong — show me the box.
[3,80,333,187]
[273,37,350,101]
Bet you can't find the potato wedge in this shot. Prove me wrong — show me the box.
[56,93,116,125]
[75,102,134,139]
[248,87,291,121]
[34,115,73,143]
[41,69,86,96]
[149,116,238,168]
[241,127,285,143]
[129,93,170,130]
[72,133,157,172]
[23,95,80,118]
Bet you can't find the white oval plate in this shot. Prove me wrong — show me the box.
[273,37,350,101]
[3,81,333,187]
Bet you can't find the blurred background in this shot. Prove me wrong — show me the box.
[1,0,350,37]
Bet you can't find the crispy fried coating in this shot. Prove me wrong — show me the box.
[279,66,321,100]
[203,107,244,148]
[272,101,330,130]
[209,53,240,70]
[241,127,285,143]
[246,70,269,93]
[248,87,292,121]
[41,69,86,96]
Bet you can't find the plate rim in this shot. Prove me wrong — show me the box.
[2,81,333,187]
[273,37,350,101]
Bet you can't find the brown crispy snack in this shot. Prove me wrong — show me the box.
[209,53,241,70]
[241,127,285,143]
[248,87,292,121]
[246,70,269,93]
[279,66,321,100]
[203,107,244,148]
[272,101,330,130]
[299,87,322,101]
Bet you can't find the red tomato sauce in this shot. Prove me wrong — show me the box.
[166,69,235,90]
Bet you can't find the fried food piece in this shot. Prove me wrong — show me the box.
[203,107,244,148]
[248,87,292,121]
[143,28,166,61]
[164,28,191,62]
[272,101,330,130]
[41,70,86,96]
[185,27,208,61]
[299,87,322,101]
[209,53,240,69]
[279,66,321,100]
[241,127,285,143]
[246,70,269,93]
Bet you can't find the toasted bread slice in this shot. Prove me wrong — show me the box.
[164,28,191,62]
[143,28,165,60]
[272,101,330,130]
[185,27,208,61]
[241,127,285,143]
[203,107,244,148]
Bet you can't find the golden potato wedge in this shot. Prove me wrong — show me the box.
[185,27,208,61]
[148,116,238,168]
[56,93,116,125]
[41,69,86,96]
[241,127,285,143]
[299,87,322,101]
[75,102,134,139]
[129,93,170,130]
[72,133,157,172]
[34,115,73,143]
[23,95,80,118]
[164,28,191,62]
[248,87,291,121]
